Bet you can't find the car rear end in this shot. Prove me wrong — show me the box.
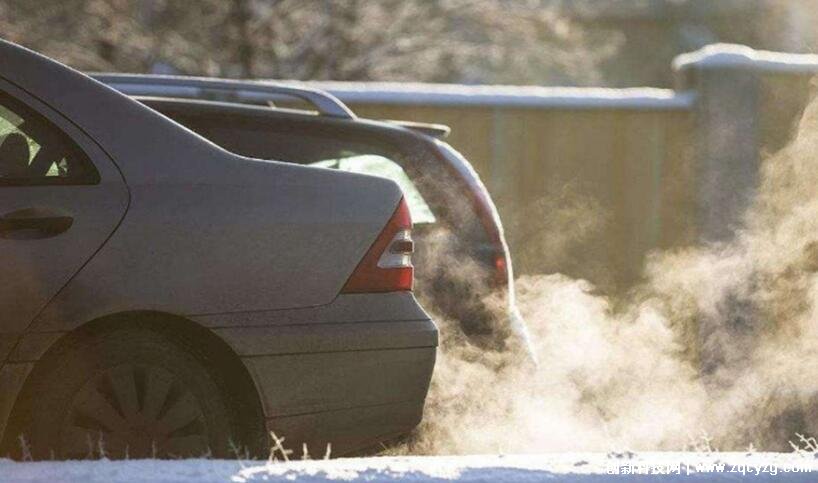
[335,117,522,352]
[128,92,525,352]
[135,97,524,351]
[203,194,438,455]
[416,137,530,353]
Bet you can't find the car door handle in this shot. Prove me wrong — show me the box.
[0,207,74,240]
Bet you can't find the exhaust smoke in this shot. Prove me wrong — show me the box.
[403,95,818,454]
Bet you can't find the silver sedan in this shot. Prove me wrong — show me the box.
[0,39,437,460]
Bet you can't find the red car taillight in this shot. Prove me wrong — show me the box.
[494,251,509,286]
[341,198,414,293]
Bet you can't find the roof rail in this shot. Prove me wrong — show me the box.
[91,73,357,120]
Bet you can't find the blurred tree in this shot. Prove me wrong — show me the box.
[0,0,619,85]
[563,0,818,87]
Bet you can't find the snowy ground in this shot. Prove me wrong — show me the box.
[2,453,818,482]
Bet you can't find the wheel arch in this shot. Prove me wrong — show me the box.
[2,310,267,457]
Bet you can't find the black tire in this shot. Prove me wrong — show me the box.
[11,328,237,460]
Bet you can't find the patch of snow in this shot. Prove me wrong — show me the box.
[674,43,818,74]
[2,453,818,482]
[281,81,696,111]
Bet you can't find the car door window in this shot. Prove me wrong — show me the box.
[310,154,436,224]
[0,92,98,186]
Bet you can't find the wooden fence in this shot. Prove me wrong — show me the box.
[301,45,818,291]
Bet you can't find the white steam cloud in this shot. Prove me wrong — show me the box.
[402,94,818,454]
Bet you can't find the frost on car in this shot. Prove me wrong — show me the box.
[0,40,437,460]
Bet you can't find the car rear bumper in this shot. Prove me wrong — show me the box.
[255,346,435,455]
[265,399,426,456]
[193,292,438,455]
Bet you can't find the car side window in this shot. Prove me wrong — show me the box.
[0,91,98,186]
[310,154,437,224]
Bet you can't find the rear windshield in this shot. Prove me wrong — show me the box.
[308,154,435,224]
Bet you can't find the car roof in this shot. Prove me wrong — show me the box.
[92,74,451,139]
[93,73,357,119]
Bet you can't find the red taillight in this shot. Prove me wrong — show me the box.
[341,198,414,293]
[494,252,508,286]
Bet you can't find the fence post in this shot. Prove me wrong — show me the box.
[673,44,761,242]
